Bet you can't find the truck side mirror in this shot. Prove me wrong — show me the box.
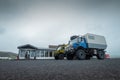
[68,41,70,44]
[81,37,82,41]
[77,38,79,43]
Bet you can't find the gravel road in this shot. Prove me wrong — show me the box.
[0,59,120,80]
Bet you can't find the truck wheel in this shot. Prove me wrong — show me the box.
[97,50,105,60]
[58,54,64,60]
[66,53,73,60]
[76,50,86,60]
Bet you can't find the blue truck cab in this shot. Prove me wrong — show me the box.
[70,37,87,50]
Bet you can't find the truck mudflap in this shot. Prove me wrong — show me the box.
[105,54,110,59]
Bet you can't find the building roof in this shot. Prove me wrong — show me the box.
[17,44,56,50]
[49,45,58,49]
[17,44,38,49]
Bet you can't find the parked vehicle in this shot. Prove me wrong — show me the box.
[65,33,107,60]
[54,44,67,60]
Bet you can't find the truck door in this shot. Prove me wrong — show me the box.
[79,37,87,48]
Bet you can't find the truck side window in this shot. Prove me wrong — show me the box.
[78,37,82,42]
[88,35,95,40]
[81,38,84,41]
[68,41,70,44]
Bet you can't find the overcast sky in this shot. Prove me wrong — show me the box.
[0,0,120,58]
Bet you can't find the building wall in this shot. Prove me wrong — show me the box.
[0,57,12,60]
[18,49,55,59]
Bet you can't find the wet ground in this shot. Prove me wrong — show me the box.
[0,59,120,80]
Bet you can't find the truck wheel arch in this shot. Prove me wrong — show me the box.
[77,46,84,51]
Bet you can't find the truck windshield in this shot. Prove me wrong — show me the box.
[57,46,64,50]
[57,47,62,50]
[70,38,78,44]
[70,37,82,45]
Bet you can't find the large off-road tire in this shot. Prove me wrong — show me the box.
[66,53,73,60]
[58,54,64,60]
[97,50,105,60]
[76,50,86,60]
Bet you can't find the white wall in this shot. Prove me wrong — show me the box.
[18,49,55,59]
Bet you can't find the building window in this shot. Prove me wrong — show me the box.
[50,51,52,57]
[30,50,35,57]
[41,50,44,57]
[45,51,48,57]
[19,50,25,57]
[36,50,40,57]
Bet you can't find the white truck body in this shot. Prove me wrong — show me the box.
[84,33,107,49]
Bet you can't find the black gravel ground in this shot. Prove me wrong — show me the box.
[0,59,120,80]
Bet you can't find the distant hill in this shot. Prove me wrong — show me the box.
[0,51,17,59]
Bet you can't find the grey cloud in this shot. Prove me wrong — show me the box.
[0,0,120,58]
[0,27,5,34]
